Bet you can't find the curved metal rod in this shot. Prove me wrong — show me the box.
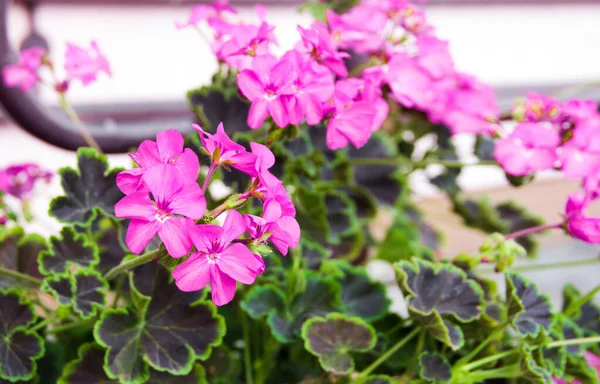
[0,2,194,153]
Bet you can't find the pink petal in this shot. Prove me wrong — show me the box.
[268,97,289,128]
[237,70,264,101]
[221,210,247,245]
[116,168,145,195]
[126,220,160,254]
[172,148,200,184]
[167,183,206,220]
[114,191,155,220]
[190,224,223,254]
[142,164,183,205]
[248,99,270,129]
[158,217,194,257]
[156,129,184,163]
[210,267,237,306]
[270,60,295,91]
[172,252,211,292]
[251,55,277,84]
[326,119,349,150]
[270,216,300,255]
[218,243,261,284]
[250,142,275,170]
[262,199,282,223]
[130,140,160,168]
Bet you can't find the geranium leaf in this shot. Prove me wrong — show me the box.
[301,313,376,375]
[187,85,251,134]
[97,225,127,274]
[38,227,99,276]
[49,148,124,226]
[520,348,554,384]
[240,285,285,320]
[302,239,331,271]
[203,346,241,384]
[146,364,207,384]
[355,375,393,384]
[0,227,45,288]
[334,264,390,322]
[565,353,600,384]
[506,272,553,337]
[376,211,435,264]
[0,290,44,381]
[42,270,108,320]
[474,135,495,162]
[267,274,341,343]
[419,352,452,383]
[564,284,600,335]
[94,264,224,383]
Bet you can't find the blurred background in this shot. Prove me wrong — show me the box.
[1,0,600,305]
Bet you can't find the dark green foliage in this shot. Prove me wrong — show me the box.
[301,313,376,374]
[506,273,553,337]
[42,270,108,319]
[419,352,452,383]
[0,227,45,288]
[187,85,250,134]
[38,227,99,276]
[49,148,123,226]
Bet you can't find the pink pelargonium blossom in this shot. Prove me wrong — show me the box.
[215,22,276,69]
[64,41,111,86]
[175,0,236,29]
[2,46,45,91]
[399,5,430,35]
[0,163,52,199]
[237,54,295,128]
[172,210,264,306]
[494,122,559,176]
[193,123,257,175]
[558,124,600,179]
[562,99,600,125]
[385,54,436,112]
[116,129,200,195]
[416,34,454,79]
[296,23,350,78]
[245,198,300,255]
[325,7,387,54]
[115,164,206,257]
[514,93,561,123]
[282,49,335,125]
[250,142,281,189]
[565,192,600,244]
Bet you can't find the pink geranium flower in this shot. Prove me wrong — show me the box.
[245,199,300,255]
[325,7,386,54]
[494,122,559,176]
[385,54,436,111]
[172,210,264,306]
[558,125,600,179]
[194,123,257,175]
[2,46,45,91]
[64,41,111,86]
[115,164,206,257]
[237,55,296,128]
[296,23,350,78]
[416,34,454,79]
[514,93,561,123]
[175,0,236,29]
[217,22,275,69]
[250,142,280,189]
[116,129,199,195]
[565,192,600,244]
[0,163,52,200]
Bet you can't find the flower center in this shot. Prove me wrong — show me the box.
[155,208,171,223]
[206,252,221,263]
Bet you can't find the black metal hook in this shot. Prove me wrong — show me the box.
[0,1,195,153]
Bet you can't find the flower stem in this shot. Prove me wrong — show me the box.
[358,327,420,377]
[202,163,217,193]
[461,350,519,372]
[565,282,600,317]
[467,364,521,382]
[0,267,42,286]
[241,310,254,384]
[208,202,229,219]
[30,313,58,332]
[509,257,600,273]
[456,323,507,366]
[103,249,160,281]
[546,335,600,348]
[58,93,103,153]
[46,318,95,334]
[504,222,562,240]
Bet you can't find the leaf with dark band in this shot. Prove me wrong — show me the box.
[38,227,99,276]
[301,313,376,375]
[419,352,452,383]
[42,270,108,319]
[49,148,124,226]
[0,290,44,381]
[335,264,390,322]
[506,272,553,337]
[240,285,285,320]
[187,85,251,135]
[94,265,224,383]
[0,227,45,288]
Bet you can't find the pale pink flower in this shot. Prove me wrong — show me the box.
[325,7,387,54]
[416,34,454,79]
[558,125,600,179]
[565,193,600,244]
[385,54,436,111]
[172,210,264,306]
[175,0,236,30]
[2,46,45,91]
[64,41,111,86]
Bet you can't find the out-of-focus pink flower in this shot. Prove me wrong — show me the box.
[514,93,561,123]
[245,198,300,255]
[215,22,276,69]
[117,129,199,195]
[416,34,454,79]
[400,5,430,35]
[172,210,264,306]
[385,55,436,111]
[296,23,350,78]
[558,124,600,179]
[175,0,236,29]
[64,41,111,86]
[325,7,387,54]
[250,142,280,189]
[2,46,45,91]
[563,99,600,125]
[237,55,296,128]
[115,165,206,257]
[0,163,52,199]
[494,122,559,176]
[565,193,600,244]
[193,123,257,175]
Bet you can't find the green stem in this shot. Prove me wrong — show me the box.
[456,323,507,366]
[406,328,426,374]
[512,257,600,273]
[46,318,95,334]
[286,248,302,298]
[565,282,600,317]
[358,327,420,377]
[461,350,519,372]
[241,310,254,384]
[468,364,521,382]
[546,335,600,348]
[0,267,42,286]
[111,274,125,308]
[30,314,58,332]
[103,249,160,281]
[208,202,229,219]
[59,93,102,153]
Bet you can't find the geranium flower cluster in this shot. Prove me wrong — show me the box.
[178,0,499,150]
[0,163,52,200]
[493,95,600,244]
[2,41,111,92]
[115,125,300,305]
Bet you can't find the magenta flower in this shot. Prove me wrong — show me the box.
[514,93,561,122]
[296,23,350,78]
[563,99,599,125]
[558,125,600,179]
[494,122,559,176]
[245,199,300,255]
[416,34,454,79]
[2,46,45,91]
[0,163,52,200]
[117,129,199,195]
[237,55,295,128]
[217,22,275,69]
[250,142,281,189]
[565,193,600,244]
[175,0,235,29]
[115,164,206,257]
[194,123,257,175]
[172,210,264,306]
[64,41,111,86]
[385,55,436,111]
[399,5,430,35]
[325,7,386,54]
